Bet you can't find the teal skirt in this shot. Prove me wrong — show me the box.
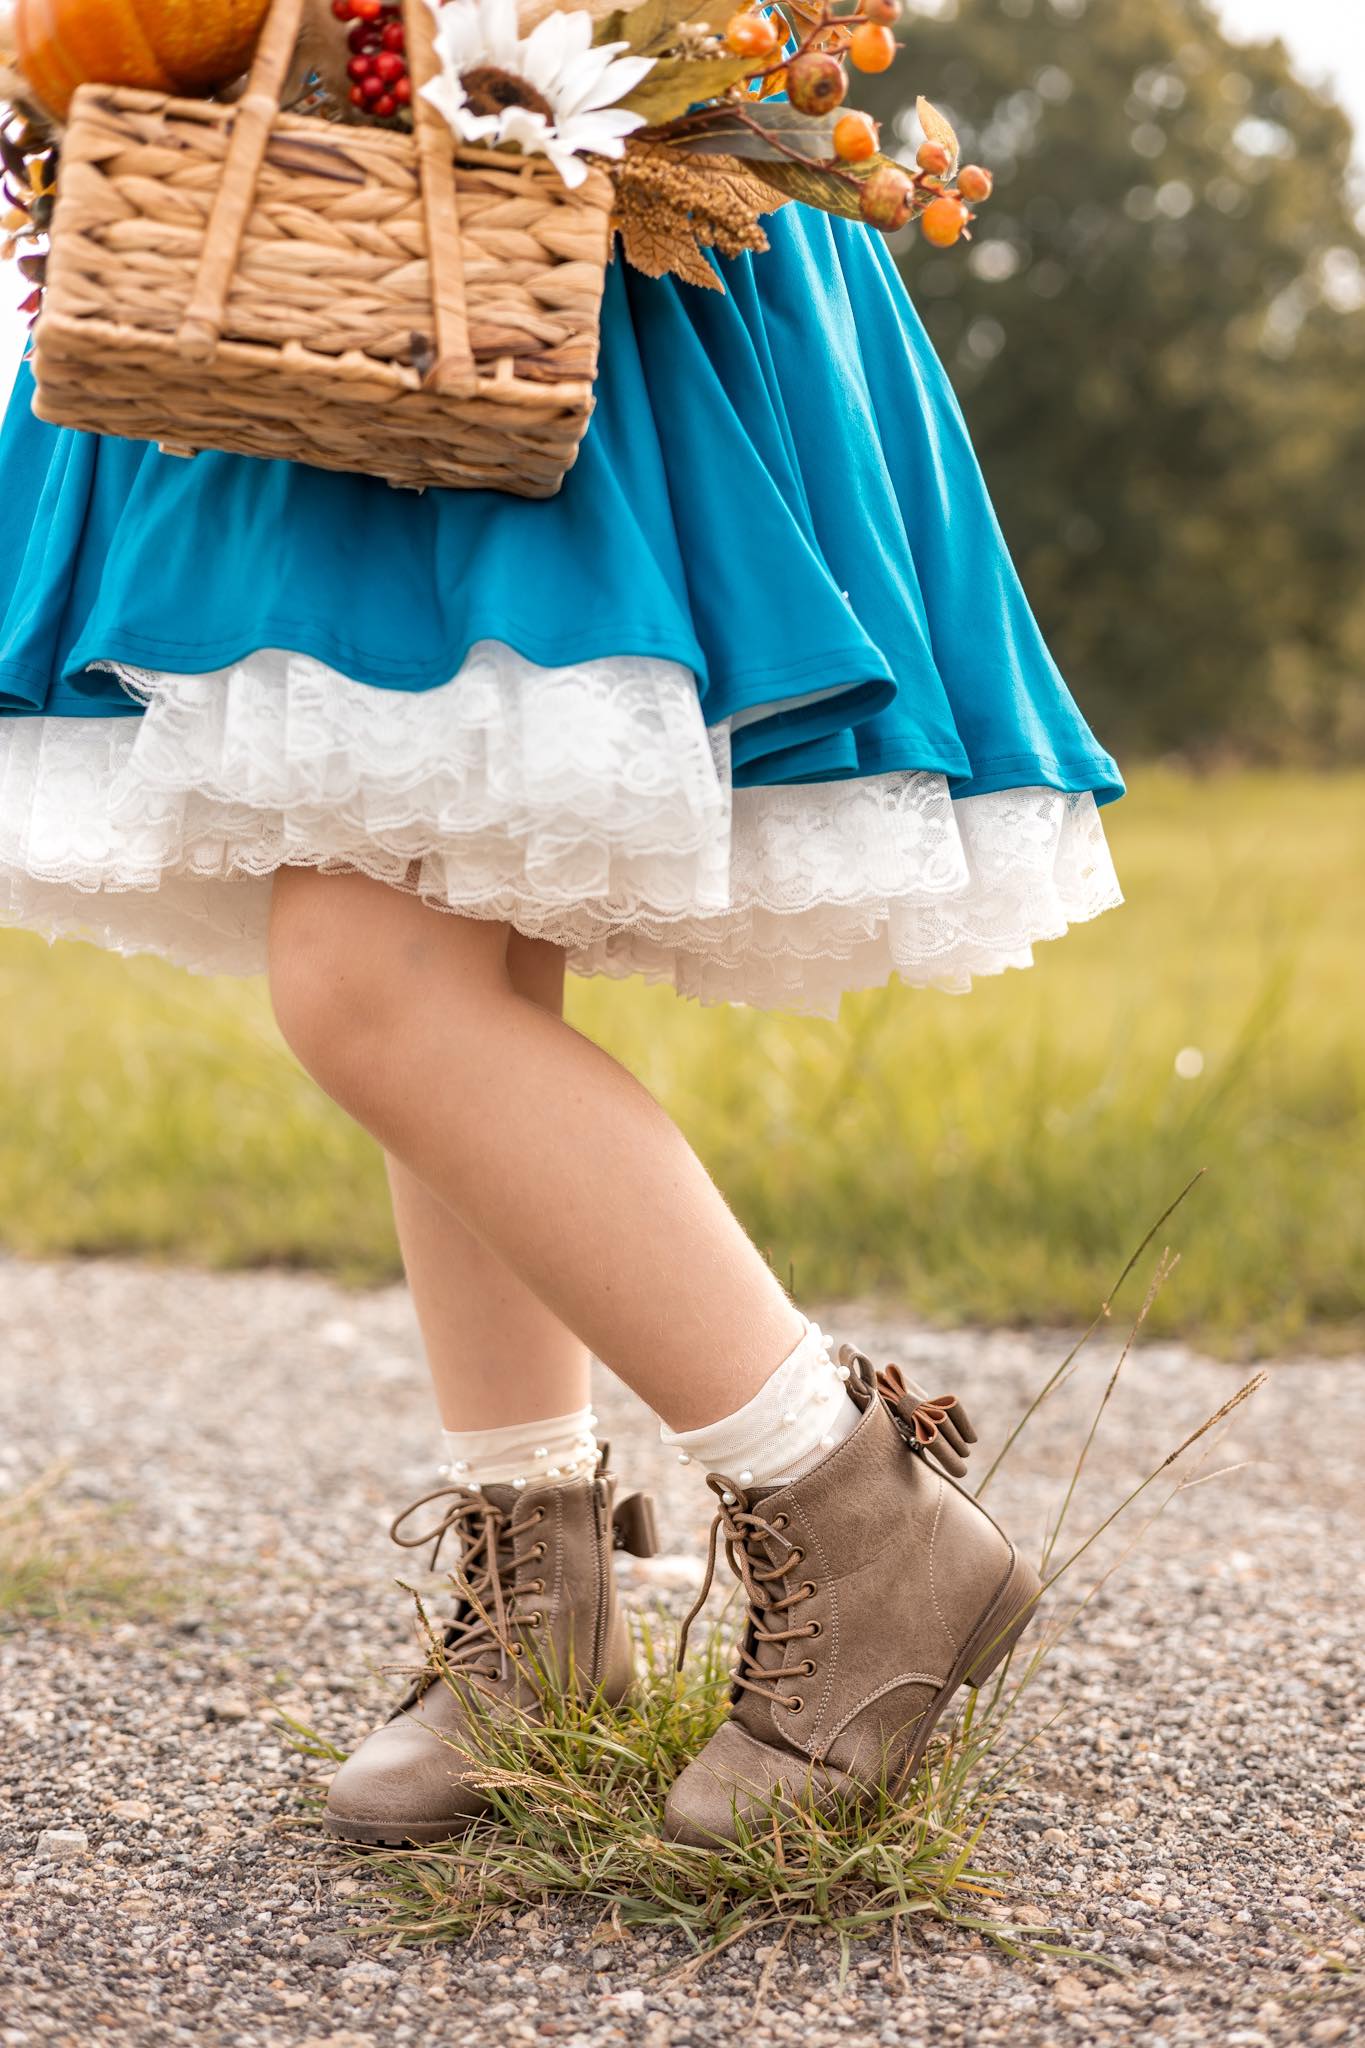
[0,205,1122,1013]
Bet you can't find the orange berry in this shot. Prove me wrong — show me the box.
[785,50,848,115]
[724,10,780,57]
[833,110,879,163]
[957,163,994,202]
[859,163,914,232]
[921,194,968,247]
[848,22,896,72]
[916,141,950,176]
[864,0,902,20]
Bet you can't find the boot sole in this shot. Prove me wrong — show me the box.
[903,1544,1043,1777]
[324,1812,483,1848]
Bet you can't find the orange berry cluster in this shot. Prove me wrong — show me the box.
[862,147,993,244]
[722,1,901,72]
[719,3,990,245]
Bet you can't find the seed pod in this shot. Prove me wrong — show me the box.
[958,164,994,202]
[921,194,968,247]
[785,51,847,117]
[859,163,914,232]
[833,111,878,163]
[848,23,896,73]
[724,10,780,57]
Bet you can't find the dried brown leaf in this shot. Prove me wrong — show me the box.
[619,202,724,290]
[916,94,960,172]
[600,0,716,52]
[699,150,789,216]
[747,153,866,220]
[620,53,758,123]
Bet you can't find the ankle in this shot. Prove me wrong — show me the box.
[659,1319,860,1488]
[439,1404,599,1492]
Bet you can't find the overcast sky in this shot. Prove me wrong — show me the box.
[1218,0,1365,142]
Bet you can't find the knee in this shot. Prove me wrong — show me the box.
[268,872,405,1107]
[267,869,515,1114]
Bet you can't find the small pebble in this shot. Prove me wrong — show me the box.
[108,1798,153,1822]
[204,1695,251,1724]
[34,1828,88,1859]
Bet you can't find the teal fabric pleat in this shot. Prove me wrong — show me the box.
[0,202,1121,804]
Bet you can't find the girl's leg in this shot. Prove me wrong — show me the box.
[290,868,1037,1853]
[269,866,803,1430]
[286,867,809,1845]
[384,932,590,1432]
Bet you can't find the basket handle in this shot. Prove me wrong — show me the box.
[177,0,476,398]
[404,0,477,394]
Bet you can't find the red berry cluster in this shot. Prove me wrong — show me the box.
[331,0,411,119]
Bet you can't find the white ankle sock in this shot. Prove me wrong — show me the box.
[440,1405,598,1492]
[659,1320,861,1490]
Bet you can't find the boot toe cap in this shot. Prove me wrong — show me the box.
[663,1721,854,1848]
[325,1715,489,1844]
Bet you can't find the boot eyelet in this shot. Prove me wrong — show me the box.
[772,1514,789,1531]
[530,1542,547,1560]
[787,1547,805,1567]
[800,1581,817,1600]
[798,1660,816,1677]
[783,1696,804,1714]
[806,1621,823,1638]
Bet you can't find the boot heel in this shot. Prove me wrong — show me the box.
[964,1551,1042,1687]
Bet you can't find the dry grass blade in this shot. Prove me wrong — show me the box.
[295,1181,1267,1970]
[976,1166,1207,1496]
[1039,1243,1179,1571]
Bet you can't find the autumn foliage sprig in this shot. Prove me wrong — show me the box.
[604,0,994,251]
[0,97,58,325]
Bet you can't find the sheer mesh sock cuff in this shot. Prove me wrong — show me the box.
[659,1319,861,1489]
[440,1405,598,1491]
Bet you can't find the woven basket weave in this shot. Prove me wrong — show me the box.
[30,0,614,496]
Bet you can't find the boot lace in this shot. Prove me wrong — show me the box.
[677,1491,820,1714]
[389,1487,550,1680]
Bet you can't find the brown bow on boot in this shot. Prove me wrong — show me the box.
[664,1347,1039,1847]
[325,1463,657,1847]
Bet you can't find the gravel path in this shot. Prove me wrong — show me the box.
[1,1255,1361,2048]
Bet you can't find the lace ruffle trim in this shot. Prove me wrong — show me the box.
[0,644,1122,1014]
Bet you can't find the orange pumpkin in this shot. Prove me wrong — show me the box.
[15,0,273,118]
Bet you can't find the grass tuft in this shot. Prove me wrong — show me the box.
[331,1619,1026,1962]
[297,1193,1264,1963]
[0,1468,182,1628]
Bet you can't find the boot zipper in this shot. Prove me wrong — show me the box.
[591,1479,610,1683]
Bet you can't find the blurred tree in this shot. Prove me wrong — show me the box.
[863,0,1365,761]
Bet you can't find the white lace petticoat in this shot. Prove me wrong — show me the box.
[0,643,1122,1014]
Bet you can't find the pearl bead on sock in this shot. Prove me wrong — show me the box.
[440,1405,598,1493]
[659,1319,860,1490]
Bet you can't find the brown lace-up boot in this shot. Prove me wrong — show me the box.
[664,1347,1040,1847]
[325,1462,657,1846]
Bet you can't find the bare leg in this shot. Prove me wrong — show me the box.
[385,931,590,1431]
[269,868,801,1429]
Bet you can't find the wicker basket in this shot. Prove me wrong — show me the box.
[30,0,614,497]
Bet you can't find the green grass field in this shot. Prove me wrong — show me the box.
[0,769,1359,1353]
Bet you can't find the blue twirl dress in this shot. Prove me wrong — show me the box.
[0,205,1122,1015]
